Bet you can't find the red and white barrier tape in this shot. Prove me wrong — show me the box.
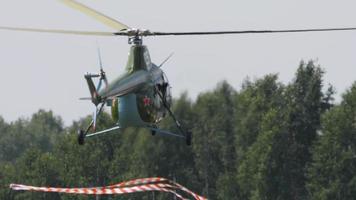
[10,177,207,200]
[107,177,168,188]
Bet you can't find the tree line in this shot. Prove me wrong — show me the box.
[0,60,355,199]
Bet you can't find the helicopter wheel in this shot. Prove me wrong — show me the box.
[151,130,156,136]
[78,129,85,145]
[186,131,192,146]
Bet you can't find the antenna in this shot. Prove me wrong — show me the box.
[158,53,174,68]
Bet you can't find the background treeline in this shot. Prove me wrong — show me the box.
[0,60,355,200]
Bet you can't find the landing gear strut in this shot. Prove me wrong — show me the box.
[78,129,85,145]
[186,131,192,146]
[77,102,106,145]
[151,130,156,136]
[155,85,192,146]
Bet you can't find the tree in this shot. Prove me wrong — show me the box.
[28,109,63,151]
[307,82,356,199]
[281,61,326,199]
[11,148,61,200]
[192,81,237,199]
[237,61,331,199]
[0,62,351,200]
[0,110,64,163]
[238,108,288,200]
[236,74,286,199]
[0,116,9,140]
[55,112,116,200]
[0,162,16,199]
[234,74,284,157]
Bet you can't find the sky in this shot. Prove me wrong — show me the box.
[0,0,355,125]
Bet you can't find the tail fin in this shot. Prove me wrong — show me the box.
[83,46,107,106]
[84,73,101,105]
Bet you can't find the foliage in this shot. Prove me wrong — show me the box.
[0,61,355,199]
[307,83,356,200]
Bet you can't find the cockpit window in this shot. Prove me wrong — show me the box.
[143,49,152,70]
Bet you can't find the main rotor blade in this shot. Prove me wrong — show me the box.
[148,27,356,36]
[60,0,130,31]
[0,26,115,36]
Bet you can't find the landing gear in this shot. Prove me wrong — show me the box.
[186,131,192,146]
[78,129,85,145]
[77,102,106,145]
[151,130,156,136]
[155,85,192,145]
[151,125,158,136]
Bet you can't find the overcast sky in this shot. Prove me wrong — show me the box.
[0,0,355,125]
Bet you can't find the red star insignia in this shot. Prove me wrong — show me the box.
[143,96,151,106]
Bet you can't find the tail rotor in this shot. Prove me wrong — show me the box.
[79,47,109,143]
[92,47,108,131]
[95,47,108,92]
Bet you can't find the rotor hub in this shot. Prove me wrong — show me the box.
[121,29,149,45]
[128,35,143,45]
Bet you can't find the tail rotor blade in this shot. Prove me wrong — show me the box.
[96,78,103,92]
[103,74,109,88]
[97,46,109,88]
[93,107,97,131]
[97,47,103,70]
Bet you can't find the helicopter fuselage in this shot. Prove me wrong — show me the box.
[96,44,172,128]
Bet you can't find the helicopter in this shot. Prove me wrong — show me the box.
[1,0,356,145]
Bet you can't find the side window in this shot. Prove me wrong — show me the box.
[143,48,152,70]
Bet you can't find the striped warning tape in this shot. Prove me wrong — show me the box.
[10,177,207,200]
[107,177,167,188]
[106,177,207,200]
[10,183,185,199]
